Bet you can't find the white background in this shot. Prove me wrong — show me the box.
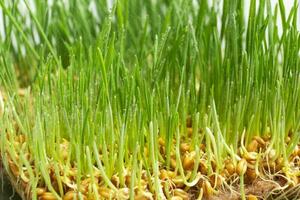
[0,0,299,40]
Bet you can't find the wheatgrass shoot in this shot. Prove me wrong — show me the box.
[0,0,300,199]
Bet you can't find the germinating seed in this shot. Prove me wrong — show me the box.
[247,194,258,200]
[40,192,57,200]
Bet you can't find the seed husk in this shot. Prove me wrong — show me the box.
[247,140,258,152]
[253,136,266,146]
[40,192,57,200]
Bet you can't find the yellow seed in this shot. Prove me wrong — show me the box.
[241,148,257,161]
[172,177,185,188]
[199,160,208,175]
[171,158,177,169]
[160,169,168,180]
[186,117,192,127]
[140,179,148,190]
[68,168,77,177]
[203,180,213,196]
[134,191,153,200]
[268,149,276,160]
[9,161,19,177]
[262,134,271,141]
[276,157,284,164]
[63,191,77,200]
[247,140,258,152]
[275,157,284,171]
[18,88,26,96]
[183,153,195,170]
[111,174,120,187]
[209,174,223,188]
[237,159,247,176]
[160,169,176,180]
[17,134,26,143]
[211,160,217,171]
[183,157,194,170]
[253,136,266,146]
[285,136,291,143]
[199,144,205,151]
[158,137,165,146]
[99,187,114,198]
[180,143,190,152]
[36,188,46,196]
[173,189,189,200]
[225,162,235,175]
[187,128,193,136]
[79,184,88,194]
[167,170,177,178]
[246,169,257,181]
[247,194,258,200]
[40,192,57,200]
